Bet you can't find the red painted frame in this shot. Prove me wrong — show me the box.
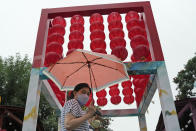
[32,1,164,69]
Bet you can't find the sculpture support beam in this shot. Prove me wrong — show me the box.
[156,63,180,131]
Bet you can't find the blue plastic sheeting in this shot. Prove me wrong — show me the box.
[125,61,164,75]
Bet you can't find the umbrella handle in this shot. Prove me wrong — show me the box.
[94,110,102,116]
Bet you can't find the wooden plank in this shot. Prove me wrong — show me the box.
[189,104,196,131]
[6,110,23,125]
[58,117,61,131]
[101,109,138,117]
[22,68,42,131]
[178,103,190,118]
[43,2,149,18]
[156,63,180,131]
[138,115,148,131]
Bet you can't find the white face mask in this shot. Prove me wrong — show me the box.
[77,94,89,106]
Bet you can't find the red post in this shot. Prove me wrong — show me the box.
[143,2,164,61]
[32,10,49,68]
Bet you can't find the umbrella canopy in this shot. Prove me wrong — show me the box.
[43,49,129,92]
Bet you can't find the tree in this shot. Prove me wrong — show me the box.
[173,54,196,100]
[0,54,31,106]
[0,53,57,130]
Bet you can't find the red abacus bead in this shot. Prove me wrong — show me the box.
[45,52,62,65]
[90,38,106,50]
[139,20,145,28]
[57,92,65,106]
[122,87,133,95]
[108,20,123,31]
[128,26,146,39]
[96,89,107,97]
[126,19,141,31]
[85,93,93,106]
[49,24,65,36]
[71,15,84,25]
[102,98,108,106]
[97,97,107,106]
[60,92,66,100]
[69,31,84,41]
[121,80,132,88]
[138,78,149,87]
[70,23,84,33]
[109,28,125,40]
[90,22,104,32]
[132,75,149,79]
[48,80,55,86]
[133,45,150,61]
[90,13,103,24]
[109,88,120,96]
[123,95,134,104]
[68,89,74,97]
[125,11,139,23]
[68,39,83,50]
[47,33,64,45]
[66,49,76,56]
[133,78,149,88]
[109,84,118,89]
[48,27,52,36]
[52,16,66,27]
[134,87,145,96]
[131,55,136,62]
[135,95,142,106]
[46,42,63,54]
[130,35,148,49]
[110,95,121,105]
[133,78,140,87]
[50,84,58,94]
[90,30,105,41]
[132,55,150,62]
[56,93,62,101]
[107,12,122,23]
[92,48,107,54]
[146,55,152,62]
[110,37,126,50]
[111,46,128,61]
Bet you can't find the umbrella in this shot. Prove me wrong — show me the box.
[43,49,129,92]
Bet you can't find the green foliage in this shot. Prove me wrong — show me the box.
[0,54,57,130]
[0,53,31,106]
[39,94,58,131]
[173,54,196,100]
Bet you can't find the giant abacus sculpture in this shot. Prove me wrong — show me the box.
[22,2,181,131]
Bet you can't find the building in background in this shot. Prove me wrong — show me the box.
[0,106,44,131]
[156,98,196,131]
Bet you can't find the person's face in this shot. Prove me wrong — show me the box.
[74,87,90,99]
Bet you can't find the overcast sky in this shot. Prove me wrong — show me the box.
[0,0,196,130]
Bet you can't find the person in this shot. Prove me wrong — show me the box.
[61,83,96,131]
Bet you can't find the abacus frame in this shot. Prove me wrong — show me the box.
[22,1,181,131]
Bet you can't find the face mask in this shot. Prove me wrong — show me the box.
[77,94,89,106]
